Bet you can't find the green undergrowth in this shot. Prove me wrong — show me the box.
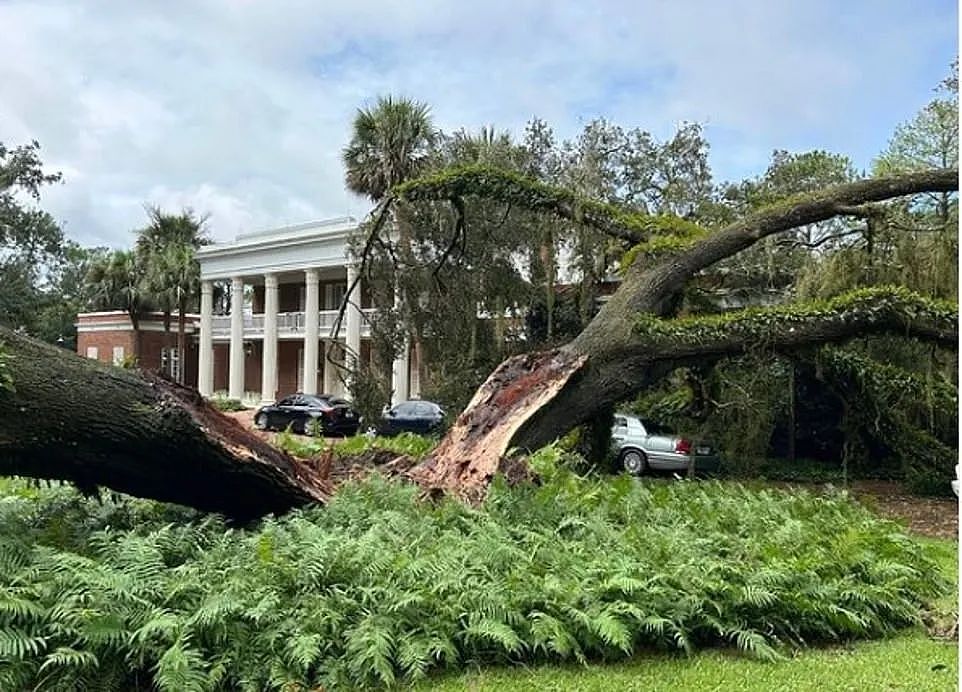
[208,396,246,412]
[0,465,950,690]
[273,430,437,459]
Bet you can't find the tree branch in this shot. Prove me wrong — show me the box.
[634,286,958,363]
[393,164,707,245]
[641,169,958,309]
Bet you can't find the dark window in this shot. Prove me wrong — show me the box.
[393,402,419,416]
[277,396,297,406]
[613,416,627,427]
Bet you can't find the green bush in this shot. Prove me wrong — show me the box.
[209,397,246,412]
[0,473,947,690]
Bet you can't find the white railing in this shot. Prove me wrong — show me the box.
[211,309,374,339]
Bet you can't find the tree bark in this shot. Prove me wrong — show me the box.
[413,169,959,497]
[0,327,330,521]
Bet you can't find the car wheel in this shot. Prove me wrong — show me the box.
[254,413,268,430]
[621,449,647,476]
[301,419,315,436]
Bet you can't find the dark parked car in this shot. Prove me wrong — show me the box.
[254,393,360,436]
[377,400,446,436]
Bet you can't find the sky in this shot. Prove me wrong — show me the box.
[0,0,957,247]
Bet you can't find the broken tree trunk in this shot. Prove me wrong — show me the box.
[408,169,959,499]
[0,327,330,521]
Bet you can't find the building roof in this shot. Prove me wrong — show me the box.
[197,217,360,281]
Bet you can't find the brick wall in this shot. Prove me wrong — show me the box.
[76,330,138,367]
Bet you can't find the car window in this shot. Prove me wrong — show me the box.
[613,416,627,428]
[301,395,328,408]
[329,398,351,407]
[277,396,297,406]
[643,420,675,435]
[394,402,419,416]
[413,402,434,416]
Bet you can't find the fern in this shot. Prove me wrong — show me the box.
[0,471,949,689]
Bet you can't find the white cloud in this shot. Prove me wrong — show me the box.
[0,0,955,247]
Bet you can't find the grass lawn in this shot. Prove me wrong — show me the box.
[421,537,959,692]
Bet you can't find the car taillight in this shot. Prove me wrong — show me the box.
[675,438,692,455]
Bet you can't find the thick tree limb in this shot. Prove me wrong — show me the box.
[0,327,331,520]
[418,286,958,497]
[619,168,959,316]
[635,287,958,362]
[394,164,707,245]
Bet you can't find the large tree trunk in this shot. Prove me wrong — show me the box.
[409,169,959,498]
[0,327,330,521]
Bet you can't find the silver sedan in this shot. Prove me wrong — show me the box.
[611,413,721,475]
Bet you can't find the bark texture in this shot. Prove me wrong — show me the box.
[0,327,330,520]
[407,349,586,501]
[414,169,959,497]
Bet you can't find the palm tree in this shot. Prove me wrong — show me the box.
[136,208,209,383]
[85,250,151,359]
[342,96,436,396]
[342,95,436,202]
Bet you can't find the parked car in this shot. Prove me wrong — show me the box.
[611,413,720,475]
[254,393,360,436]
[377,400,446,437]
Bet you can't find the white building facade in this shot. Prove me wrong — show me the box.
[195,217,415,405]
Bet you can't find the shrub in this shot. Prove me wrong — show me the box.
[0,472,947,690]
[209,397,246,412]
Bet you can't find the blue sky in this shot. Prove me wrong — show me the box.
[0,0,956,246]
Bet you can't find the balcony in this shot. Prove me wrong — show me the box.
[211,310,374,340]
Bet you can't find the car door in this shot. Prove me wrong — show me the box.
[640,420,675,469]
[411,402,435,434]
[270,396,297,430]
[390,402,419,434]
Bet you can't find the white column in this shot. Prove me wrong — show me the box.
[391,340,410,405]
[302,268,319,394]
[323,341,339,395]
[228,276,245,400]
[409,345,421,399]
[345,263,362,371]
[198,280,214,396]
[261,273,279,404]
[390,276,409,405]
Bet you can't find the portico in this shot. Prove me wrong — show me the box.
[196,218,414,405]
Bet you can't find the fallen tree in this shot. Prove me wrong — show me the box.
[0,167,956,515]
[0,332,330,520]
[400,167,959,498]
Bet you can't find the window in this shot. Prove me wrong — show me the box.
[160,347,180,381]
[85,346,98,360]
[112,346,125,365]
